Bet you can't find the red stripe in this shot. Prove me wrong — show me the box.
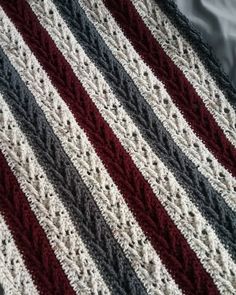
[1,1,220,294]
[0,151,75,295]
[102,0,236,177]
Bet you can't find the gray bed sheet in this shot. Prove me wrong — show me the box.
[173,0,236,88]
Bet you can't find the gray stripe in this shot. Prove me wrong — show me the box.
[53,0,236,260]
[0,47,147,295]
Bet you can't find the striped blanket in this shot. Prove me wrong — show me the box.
[0,0,235,294]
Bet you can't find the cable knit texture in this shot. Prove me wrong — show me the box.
[0,0,235,294]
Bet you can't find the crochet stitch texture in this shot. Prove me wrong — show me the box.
[0,0,235,294]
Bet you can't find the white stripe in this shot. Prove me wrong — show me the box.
[0,213,39,295]
[77,0,236,212]
[0,96,110,295]
[0,8,181,295]
[28,1,236,293]
[131,0,236,148]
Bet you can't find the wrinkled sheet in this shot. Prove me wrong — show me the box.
[173,0,236,88]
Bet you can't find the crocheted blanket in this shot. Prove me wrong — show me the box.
[0,0,235,294]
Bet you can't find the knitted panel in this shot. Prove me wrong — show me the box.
[0,10,180,295]
[0,213,38,295]
[76,0,236,212]
[50,0,236,260]
[0,37,145,295]
[132,0,236,149]
[102,0,236,178]
[0,146,75,295]
[0,0,235,294]
[0,96,110,295]
[27,2,236,294]
[0,2,217,294]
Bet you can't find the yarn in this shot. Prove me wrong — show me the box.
[0,0,235,294]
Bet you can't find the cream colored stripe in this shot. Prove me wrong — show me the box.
[28,1,236,293]
[0,7,180,295]
[0,96,110,295]
[0,213,38,295]
[77,0,236,211]
[131,0,236,148]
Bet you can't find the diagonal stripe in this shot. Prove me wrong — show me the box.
[0,146,75,295]
[0,21,147,295]
[78,0,236,212]
[49,0,236,260]
[0,97,111,295]
[102,0,236,178]
[153,0,236,109]
[0,1,222,294]
[0,10,181,295]
[0,213,39,295]
[27,1,236,294]
[132,0,236,150]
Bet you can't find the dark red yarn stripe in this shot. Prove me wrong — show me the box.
[1,1,219,294]
[0,151,75,295]
[103,0,236,178]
